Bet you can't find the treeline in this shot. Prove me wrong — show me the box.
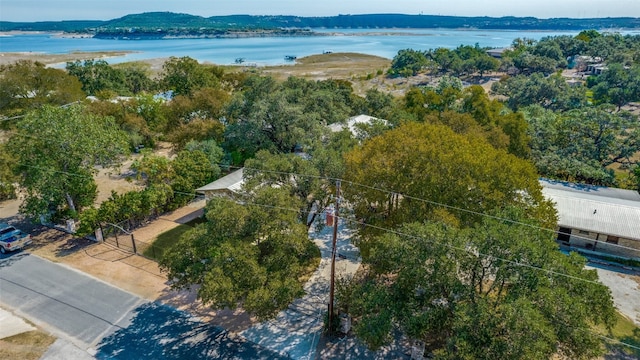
[2,12,640,33]
[389,30,640,187]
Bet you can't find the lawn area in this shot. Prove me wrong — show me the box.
[599,312,640,358]
[143,217,206,261]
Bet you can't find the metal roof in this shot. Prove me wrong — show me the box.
[195,168,244,194]
[541,178,640,202]
[541,180,640,240]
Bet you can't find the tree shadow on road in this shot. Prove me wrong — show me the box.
[156,286,257,334]
[96,302,286,360]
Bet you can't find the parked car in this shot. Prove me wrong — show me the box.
[0,223,32,254]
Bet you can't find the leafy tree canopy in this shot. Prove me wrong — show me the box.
[8,104,129,219]
[522,104,640,186]
[343,122,556,250]
[159,186,320,320]
[0,60,85,117]
[338,216,615,359]
[491,72,587,111]
[159,56,224,96]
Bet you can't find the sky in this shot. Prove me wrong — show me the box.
[1,0,639,22]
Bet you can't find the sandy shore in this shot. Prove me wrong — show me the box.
[0,51,134,66]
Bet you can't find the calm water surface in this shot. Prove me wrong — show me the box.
[1,29,636,66]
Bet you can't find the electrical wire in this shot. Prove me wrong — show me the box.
[8,160,638,351]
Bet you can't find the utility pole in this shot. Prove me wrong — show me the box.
[328,179,341,335]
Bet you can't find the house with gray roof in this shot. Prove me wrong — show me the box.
[541,179,640,260]
[195,168,244,199]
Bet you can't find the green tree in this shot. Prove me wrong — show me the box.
[244,150,333,227]
[184,139,224,168]
[576,29,601,43]
[119,63,154,94]
[159,56,223,96]
[474,54,500,77]
[66,59,129,96]
[633,165,640,193]
[0,144,17,201]
[522,105,640,186]
[338,216,615,359]
[591,63,640,110]
[343,122,556,246]
[224,85,327,160]
[491,73,586,111]
[0,60,85,116]
[532,40,568,68]
[159,187,320,320]
[428,48,463,75]
[8,105,128,219]
[171,149,219,206]
[512,52,558,75]
[389,49,429,77]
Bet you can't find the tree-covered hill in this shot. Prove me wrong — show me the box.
[1,12,639,33]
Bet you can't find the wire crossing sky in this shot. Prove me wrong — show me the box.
[1,0,638,22]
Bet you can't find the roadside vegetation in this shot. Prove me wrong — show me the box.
[1,29,639,358]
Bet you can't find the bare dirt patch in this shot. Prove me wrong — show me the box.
[0,330,56,360]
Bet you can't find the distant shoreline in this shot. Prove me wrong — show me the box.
[1,27,637,41]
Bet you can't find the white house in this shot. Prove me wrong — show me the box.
[541,179,640,260]
[195,168,244,199]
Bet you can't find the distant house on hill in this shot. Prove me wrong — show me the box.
[585,63,608,75]
[541,179,640,260]
[195,168,244,199]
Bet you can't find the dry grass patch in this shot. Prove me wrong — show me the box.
[0,330,56,360]
[260,52,390,82]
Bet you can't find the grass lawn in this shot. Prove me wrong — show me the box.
[598,312,640,357]
[143,217,206,261]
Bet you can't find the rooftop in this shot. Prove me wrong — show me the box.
[540,179,640,240]
[195,168,244,194]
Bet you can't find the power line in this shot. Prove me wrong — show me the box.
[191,194,607,287]
[5,125,633,254]
[339,179,640,255]
[10,157,640,255]
[12,161,635,351]
[221,200,640,352]
[335,215,606,286]
[232,165,640,255]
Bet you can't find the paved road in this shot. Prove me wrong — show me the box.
[0,252,287,359]
[0,252,142,351]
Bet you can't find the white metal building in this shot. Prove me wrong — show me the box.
[195,168,244,199]
[541,179,640,259]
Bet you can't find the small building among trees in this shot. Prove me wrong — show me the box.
[541,179,640,260]
[195,168,244,199]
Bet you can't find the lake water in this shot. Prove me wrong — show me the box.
[1,29,637,66]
